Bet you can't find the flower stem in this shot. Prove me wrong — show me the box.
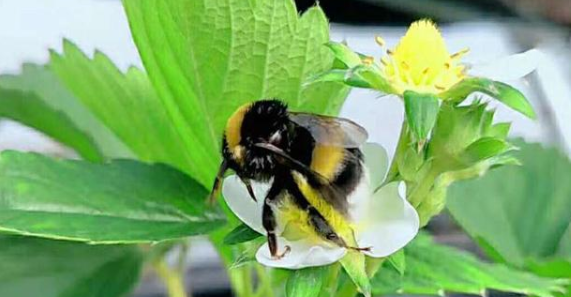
[254,264,274,297]
[154,260,189,297]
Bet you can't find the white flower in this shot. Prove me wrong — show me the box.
[221,142,419,269]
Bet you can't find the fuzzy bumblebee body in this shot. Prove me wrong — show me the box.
[210,99,369,258]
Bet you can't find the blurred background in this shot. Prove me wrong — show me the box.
[0,0,570,296]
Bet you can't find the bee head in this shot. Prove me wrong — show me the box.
[222,99,291,181]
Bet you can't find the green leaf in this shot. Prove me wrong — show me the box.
[404,91,439,144]
[441,77,536,119]
[0,63,132,159]
[123,0,348,187]
[340,251,371,297]
[223,223,262,245]
[0,87,102,161]
[325,41,363,69]
[448,141,571,266]
[0,151,224,243]
[372,234,567,297]
[528,260,571,297]
[49,41,198,179]
[286,266,328,297]
[387,249,406,276]
[0,235,142,297]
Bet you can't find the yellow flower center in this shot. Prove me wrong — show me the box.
[380,20,468,95]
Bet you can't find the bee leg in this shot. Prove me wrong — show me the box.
[262,183,290,259]
[208,159,229,205]
[346,229,372,252]
[239,177,257,202]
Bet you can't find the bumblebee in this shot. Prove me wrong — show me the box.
[209,99,369,258]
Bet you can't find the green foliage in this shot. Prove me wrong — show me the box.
[403,91,439,145]
[0,87,102,161]
[0,151,224,243]
[286,266,329,297]
[223,223,262,245]
[340,251,371,297]
[0,235,142,297]
[325,42,362,69]
[49,41,195,177]
[399,101,517,225]
[441,77,536,119]
[372,234,568,297]
[387,249,406,276]
[448,141,571,266]
[448,141,571,296]
[0,64,132,159]
[123,0,349,187]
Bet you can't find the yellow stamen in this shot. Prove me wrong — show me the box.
[451,48,470,60]
[362,56,374,65]
[375,35,385,47]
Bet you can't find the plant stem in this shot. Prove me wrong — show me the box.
[407,165,440,208]
[254,264,274,297]
[154,260,189,297]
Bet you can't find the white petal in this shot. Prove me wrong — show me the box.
[362,142,389,188]
[222,175,269,234]
[357,182,419,258]
[468,49,544,82]
[256,237,346,269]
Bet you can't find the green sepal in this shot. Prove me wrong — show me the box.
[441,78,536,119]
[223,223,262,245]
[306,64,393,94]
[404,91,440,147]
[460,137,515,165]
[325,41,363,69]
[285,265,329,297]
[387,249,406,276]
[340,251,372,297]
[347,64,393,93]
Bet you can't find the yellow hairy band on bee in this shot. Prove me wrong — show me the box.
[310,145,345,180]
[225,103,251,162]
[290,172,355,242]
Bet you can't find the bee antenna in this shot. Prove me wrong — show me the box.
[208,159,229,205]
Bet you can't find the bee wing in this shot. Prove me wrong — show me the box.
[289,112,368,148]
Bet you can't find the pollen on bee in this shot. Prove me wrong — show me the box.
[400,61,410,70]
[444,62,451,69]
[422,67,430,75]
[375,35,385,47]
